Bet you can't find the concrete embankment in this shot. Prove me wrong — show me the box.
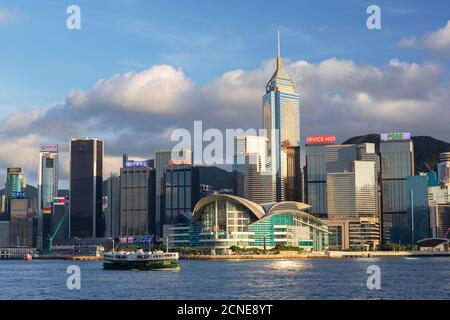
[181,251,450,260]
[35,255,102,261]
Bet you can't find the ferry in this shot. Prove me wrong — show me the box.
[103,250,180,270]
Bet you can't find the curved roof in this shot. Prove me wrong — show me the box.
[417,238,450,247]
[192,194,323,226]
[261,201,312,214]
[192,194,266,221]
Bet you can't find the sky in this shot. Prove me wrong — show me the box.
[0,0,450,187]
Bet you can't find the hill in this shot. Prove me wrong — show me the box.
[343,134,450,173]
[198,166,233,190]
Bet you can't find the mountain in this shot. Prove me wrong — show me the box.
[198,166,233,190]
[343,134,450,173]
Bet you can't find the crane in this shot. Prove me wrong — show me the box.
[47,210,69,253]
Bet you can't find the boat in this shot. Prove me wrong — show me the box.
[23,253,33,261]
[103,250,180,271]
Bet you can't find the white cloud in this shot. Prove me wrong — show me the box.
[66,64,192,114]
[0,57,449,186]
[0,8,14,23]
[398,20,450,55]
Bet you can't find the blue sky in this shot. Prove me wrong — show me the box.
[1,0,449,110]
[1,1,450,185]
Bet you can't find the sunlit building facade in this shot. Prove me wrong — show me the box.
[262,35,300,202]
[164,194,329,251]
[234,135,272,204]
[380,133,414,244]
[327,161,380,250]
[37,144,58,250]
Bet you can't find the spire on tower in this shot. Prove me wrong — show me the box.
[277,31,281,57]
[276,31,282,70]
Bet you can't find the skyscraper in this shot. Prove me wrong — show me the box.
[262,33,300,202]
[327,161,380,250]
[37,144,58,250]
[70,138,104,238]
[404,175,430,244]
[163,163,199,225]
[105,173,120,238]
[233,135,272,204]
[5,167,26,219]
[380,132,414,244]
[154,149,192,234]
[305,136,336,218]
[438,152,450,185]
[120,162,155,236]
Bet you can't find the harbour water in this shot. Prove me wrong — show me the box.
[0,257,448,300]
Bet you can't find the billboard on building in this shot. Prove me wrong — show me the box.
[380,132,411,141]
[7,167,22,174]
[306,136,336,144]
[40,144,58,153]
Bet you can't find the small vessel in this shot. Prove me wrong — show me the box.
[23,253,33,261]
[103,250,180,271]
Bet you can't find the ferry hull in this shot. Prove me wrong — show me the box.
[103,260,179,271]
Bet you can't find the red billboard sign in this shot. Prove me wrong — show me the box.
[306,136,336,144]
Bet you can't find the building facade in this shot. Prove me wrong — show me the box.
[327,161,380,250]
[234,135,272,204]
[70,138,104,238]
[154,149,191,235]
[105,173,121,238]
[37,144,58,250]
[262,35,301,202]
[305,136,336,218]
[438,152,450,185]
[5,167,25,219]
[380,132,414,244]
[164,194,329,251]
[120,163,155,236]
[404,175,430,244]
[163,164,199,226]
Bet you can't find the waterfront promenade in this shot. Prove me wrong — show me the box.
[181,250,450,260]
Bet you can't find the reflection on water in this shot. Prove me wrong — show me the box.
[0,257,449,299]
[269,259,312,272]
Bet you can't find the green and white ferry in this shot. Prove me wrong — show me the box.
[103,250,180,271]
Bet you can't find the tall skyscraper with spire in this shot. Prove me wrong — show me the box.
[263,32,301,202]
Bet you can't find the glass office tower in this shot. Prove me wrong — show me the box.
[233,135,272,204]
[404,175,430,244]
[305,137,336,218]
[154,149,191,235]
[105,173,120,238]
[262,34,300,202]
[327,161,380,249]
[120,163,155,236]
[5,168,25,218]
[37,144,58,250]
[70,138,103,238]
[163,164,199,226]
[380,134,414,244]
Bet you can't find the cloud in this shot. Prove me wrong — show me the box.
[0,8,15,23]
[0,57,449,186]
[398,20,450,56]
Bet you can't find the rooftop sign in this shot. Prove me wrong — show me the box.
[125,160,147,167]
[380,132,411,141]
[40,144,58,153]
[306,136,336,144]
